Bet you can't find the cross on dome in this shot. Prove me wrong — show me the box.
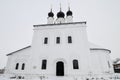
[57,3,65,18]
[48,8,54,17]
[66,7,73,16]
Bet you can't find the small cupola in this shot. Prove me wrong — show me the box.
[48,10,54,17]
[57,10,65,18]
[55,6,65,24]
[66,7,72,16]
[47,9,54,24]
[66,7,73,23]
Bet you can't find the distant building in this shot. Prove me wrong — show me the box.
[114,64,120,73]
[113,58,120,73]
[0,69,5,74]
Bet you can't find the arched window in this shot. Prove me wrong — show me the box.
[41,59,47,70]
[21,63,25,70]
[15,63,19,70]
[68,36,72,43]
[44,37,48,44]
[56,37,60,44]
[73,59,79,69]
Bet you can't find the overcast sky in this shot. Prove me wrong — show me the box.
[0,0,120,68]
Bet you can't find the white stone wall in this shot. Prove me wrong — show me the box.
[5,23,114,79]
[5,47,31,74]
[30,23,91,75]
[90,50,114,74]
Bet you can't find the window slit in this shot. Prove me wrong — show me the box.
[22,63,25,70]
[68,36,72,43]
[15,63,19,70]
[73,60,79,69]
[56,37,60,44]
[108,61,111,68]
[44,37,48,44]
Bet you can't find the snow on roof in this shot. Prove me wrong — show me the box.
[7,42,111,56]
[7,46,31,56]
[117,61,120,64]
[89,42,111,53]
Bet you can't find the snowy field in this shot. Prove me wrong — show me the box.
[0,74,120,80]
[0,75,7,80]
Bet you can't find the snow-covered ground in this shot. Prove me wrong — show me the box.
[0,74,120,80]
[0,75,8,80]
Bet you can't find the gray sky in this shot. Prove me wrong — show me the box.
[0,0,120,68]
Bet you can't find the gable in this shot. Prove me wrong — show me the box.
[7,46,31,56]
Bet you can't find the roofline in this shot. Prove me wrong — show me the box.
[7,46,31,56]
[33,22,87,27]
[7,46,111,56]
[113,63,120,65]
[90,48,111,53]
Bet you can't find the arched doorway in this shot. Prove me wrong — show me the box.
[56,61,64,76]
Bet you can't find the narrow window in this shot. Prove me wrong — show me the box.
[21,63,25,70]
[18,76,22,79]
[73,60,79,69]
[15,63,19,70]
[44,37,48,44]
[108,61,111,68]
[42,59,47,70]
[56,37,60,44]
[68,36,72,43]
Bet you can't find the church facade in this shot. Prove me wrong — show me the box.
[5,8,116,80]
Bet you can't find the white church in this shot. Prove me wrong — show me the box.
[4,7,120,80]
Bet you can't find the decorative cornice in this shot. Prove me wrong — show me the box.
[33,22,86,27]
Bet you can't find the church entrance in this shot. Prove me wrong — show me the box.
[56,61,64,76]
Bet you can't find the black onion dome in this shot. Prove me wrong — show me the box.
[57,11,65,18]
[66,10,72,16]
[48,11,54,17]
